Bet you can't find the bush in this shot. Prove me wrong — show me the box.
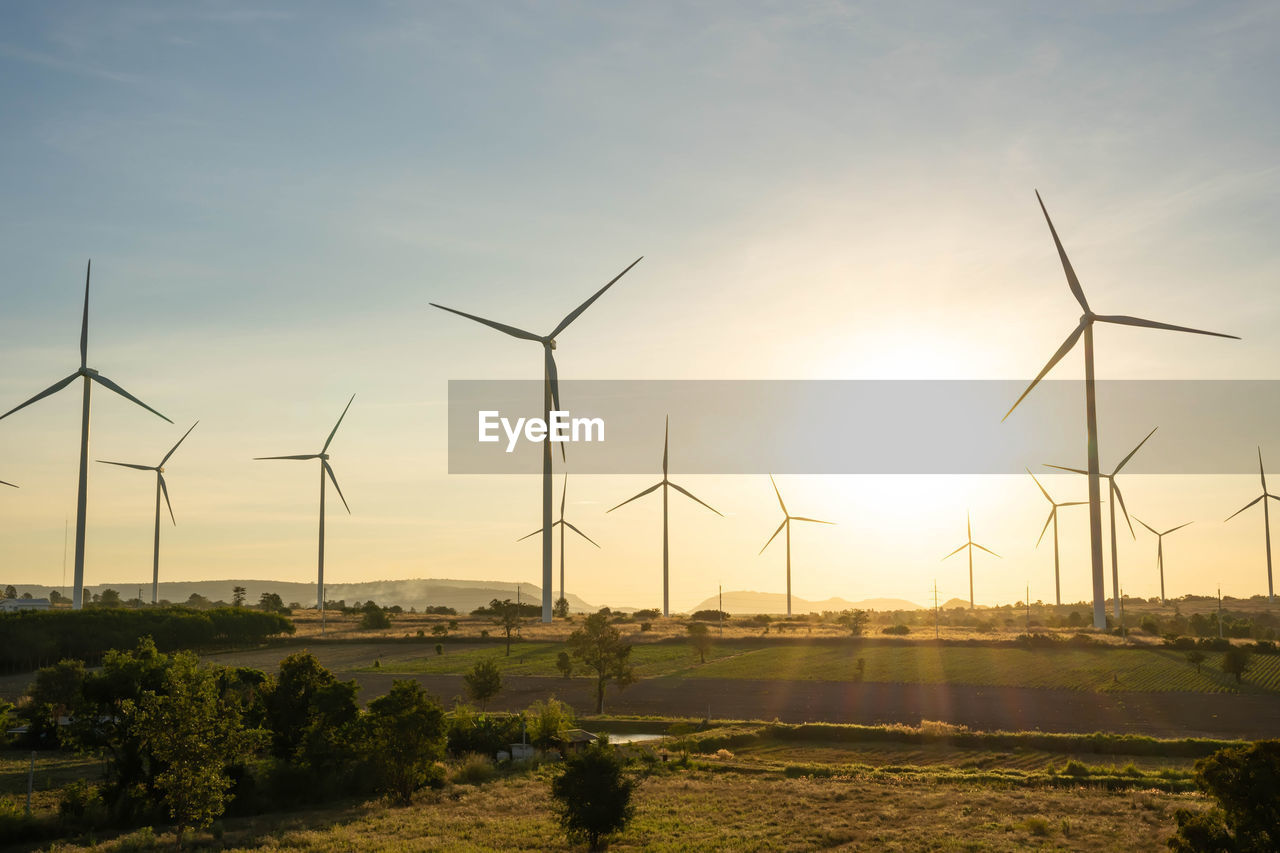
[550,742,636,850]
[451,753,496,785]
[463,659,503,710]
[1170,740,1280,852]
[359,601,391,630]
[881,624,910,636]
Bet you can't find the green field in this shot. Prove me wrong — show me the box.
[366,638,1280,694]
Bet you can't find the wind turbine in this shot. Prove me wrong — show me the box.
[759,475,834,617]
[943,513,1000,609]
[1003,192,1237,629]
[1224,447,1279,603]
[0,262,172,609]
[1135,518,1192,603]
[518,474,599,611]
[97,421,198,604]
[1045,427,1158,619]
[609,417,722,617]
[431,257,642,623]
[1025,468,1086,606]
[256,395,354,614]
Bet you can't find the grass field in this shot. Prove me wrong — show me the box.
[360,637,1280,694]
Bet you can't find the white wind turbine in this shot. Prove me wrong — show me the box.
[1003,193,1237,629]
[256,395,354,614]
[431,257,642,622]
[0,262,172,609]
[943,513,1000,609]
[519,474,600,611]
[1025,469,1086,606]
[759,475,834,617]
[1224,448,1280,603]
[609,417,722,617]
[97,422,198,604]
[1135,518,1192,604]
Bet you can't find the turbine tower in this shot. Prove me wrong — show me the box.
[1003,192,1236,629]
[0,262,172,609]
[609,417,721,617]
[943,513,1000,609]
[1135,518,1192,604]
[519,474,599,611]
[1046,427,1157,619]
[1025,468,1086,606]
[97,421,198,604]
[431,257,642,622]
[1225,447,1279,603]
[256,395,354,614]
[759,475,834,617]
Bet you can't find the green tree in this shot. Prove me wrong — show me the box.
[22,658,86,746]
[260,652,360,766]
[1185,649,1206,674]
[1169,740,1280,852]
[364,680,446,805]
[550,741,636,851]
[232,586,246,607]
[1222,646,1251,683]
[360,600,391,630]
[524,697,574,751]
[97,588,123,608]
[258,592,286,613]
[490,598,523,656]
[2,584,15,599]
[556,651,574,679]
[553,597,570,619]
[463,659,503,710]
[838,609,869,636]
[567,613,635,714]
[686,622,712,664]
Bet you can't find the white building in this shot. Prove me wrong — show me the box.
[0,597,52,612]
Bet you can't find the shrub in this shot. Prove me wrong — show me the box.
[359,601,391,630]
[451,753,496,785]
[550,743,636,850]
[881,624,910,636]
[463,659,503,710]
[1169,740,1280,852]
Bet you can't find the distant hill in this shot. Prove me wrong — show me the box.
[5,579,596,614]
[687,590,922,615]
[942,597,971,610]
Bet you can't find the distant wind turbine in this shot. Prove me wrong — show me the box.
[431,257,642,622]
[1046,427,1158,619]
[760,475,834,617]
[519,474,599,610]
[1003,192,1236,629]
[256,395,354,614]
[1025,468,1086,606]
[1135,518,1192,603]
[97,421,198,604]
[943,513,1000,609]
[609,417,722,617]
[1224,447,1279,603]
[0,262,172,609]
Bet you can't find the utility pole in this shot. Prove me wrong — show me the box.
[933,580,939,640]
[718,584,723,638]
[61,516,68,601]
[1025,584,1030,634]
[321,584,327,636]
[1119,587,1126,640]
[1218,586,1223,639]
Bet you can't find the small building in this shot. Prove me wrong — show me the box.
[0,597,52,613]
[556,729,600,754]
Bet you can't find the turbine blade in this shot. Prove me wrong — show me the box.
[607,481,661,512]
[972,543,1001,558]
[0,479,16,488]
[544,348,565,463]
[1164,521,1193,536]
[1225,495,1263,522]
[942,543,967,560]
[517,526,546,542]
[0,372,80,421]
[1112,481,1135,537]
[563,520,601,547]
[254,454,319,461]
[1036,509,1053,548]
[1259,447,1267,493]
[323,460,350,513]
[549,257,643,339]
[1044,464,1089,476]
[668,481,723,516]
[1035,191,1090,314]
[1026,467,1052,503]
[97,460,154,471]
[1058,501,1089,507]
[1093,314,1239,340]
[1002,321,1086,421]
[560,473,568,517]
[159,472,175,525]
[760,519,787,554]
[429,303,541,341]
[160,421,199,466]
[80,260,91,369]
[322,394,355,453]
[662,415,669,476]
[1134,516,1157,536]
[769,474,788,515]
[90,374,172,423]
[1112,427,1158,475]
[790,516,834,525]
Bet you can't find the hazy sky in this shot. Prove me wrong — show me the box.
[2,2,1279,610]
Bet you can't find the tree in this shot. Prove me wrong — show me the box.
[550,741,636,851]
[260,652,360,766]
[1222,646,1251,683]
[3,584,16,598]
[556,651,574,679]
[1186,649,1206,674]
[838,609,869,636]
[97,588,123,608]
[22,658,86,746]
[49,589,69,605]
[525,698,574,751]
[463,658,503,710]
[258,592,286,613]
[490,598,524,656]
[567,613,635,714]
[686,622,712,664]
[554,597,570,619]
[364,680,446,805]
[232,586,246,607]
[1169,740,1280,852]
[360,600,391,630]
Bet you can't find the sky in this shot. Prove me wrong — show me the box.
[1,1,1279,611]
